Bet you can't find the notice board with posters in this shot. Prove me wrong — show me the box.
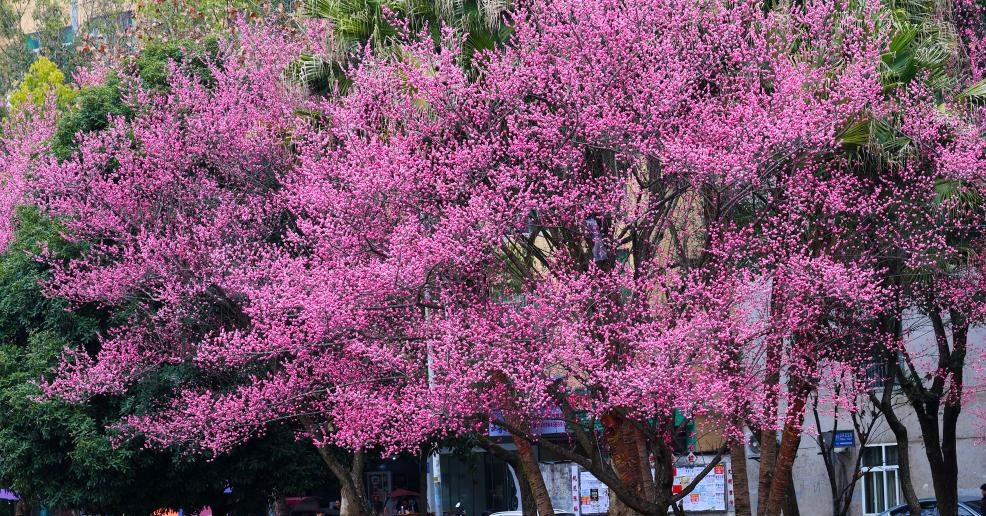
[671,465,727,511]
[578,471,610,514]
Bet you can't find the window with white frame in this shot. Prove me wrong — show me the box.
[862,444,901,515]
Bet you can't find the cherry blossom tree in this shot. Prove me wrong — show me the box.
[3,1,986,516]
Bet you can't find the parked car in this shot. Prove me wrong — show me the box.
[879,497,982,516]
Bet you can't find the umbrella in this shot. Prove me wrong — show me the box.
[0,490,17,501]
[389,489,420,499]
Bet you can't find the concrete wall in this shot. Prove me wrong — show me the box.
[774,321,986,516]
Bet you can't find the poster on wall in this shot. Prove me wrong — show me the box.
[578,471,609,514]
[671,465,727,512]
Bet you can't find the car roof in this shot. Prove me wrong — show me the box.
[907,497,981,504]
[885,498,982,513]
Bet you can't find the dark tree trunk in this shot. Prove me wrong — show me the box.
[304,417,372,516]
[603,412,650,516]
[510,427,555,516]
[14,500,29,516]
[782,468,800,516]
[515,462,538,516]
[730,439,753,516]
[419,450,431,516]
[763,378,809,516]
[756,312,783,516]
[937,312,965,516]
[903,310,967,516]
[878,352,921,516]
[884,401,921,516]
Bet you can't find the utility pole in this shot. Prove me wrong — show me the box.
[425,303,444,516]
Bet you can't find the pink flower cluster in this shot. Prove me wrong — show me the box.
[2,0,986,458]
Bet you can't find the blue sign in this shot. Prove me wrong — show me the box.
[833,430,855,447]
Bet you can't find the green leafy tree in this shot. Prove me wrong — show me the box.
[0,0,133,107]
[1,37,336,511]
[0,206,334,515]
[8,56,77,112]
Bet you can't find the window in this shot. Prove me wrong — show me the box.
[862,444,900,515]
[864,358,905,391]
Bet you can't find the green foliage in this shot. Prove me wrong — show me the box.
[0,3,47,98]
[0,207,333,513]
[50,75,129,161]
[50,38,220,161]
[293,0,512,93]
[0,0,132,102]
[0,206,129,508]
[135,0,291,45]
[136,36,221,90]
[8,57,78,113]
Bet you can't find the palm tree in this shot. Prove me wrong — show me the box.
[290,0,512,93]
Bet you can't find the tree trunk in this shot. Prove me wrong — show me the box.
[938,402,961,516]
[301,418,370,516]
[876,361,921,516]
[763,380,808,516]
[914,403,959,516]
[603,412,650,516]
[515,462,538,516]
[491,371,555,516]
[342,473,369,516]
[756,427,777,516]
[908,311,966,516]
[14,500,29,516]
[309,435,371,516]
[935,312,965,516]
[885,404,920,516]
[653,435,677,512]
[510,427,555,516]
[730,439,753,516]
[782,468,800,516]
[419,451,431,516]
[756,311,783,516]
